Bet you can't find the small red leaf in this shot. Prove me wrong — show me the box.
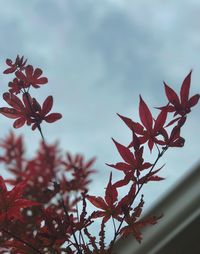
[113,178,130,188]
[13,118,26,128]
[117,113,134,130]
[45,113,62,123]
[37,77,48,84]
[188,94,200,107]
[42,96,53,116]
[164,82,180,105]
[34,68,42,78]
[165,117,181,128]
[105,173,118,206]
[106,162,133,172]
[87,196,107,210]
[112,139,135,164]
[3,92,24,111]
[22,93,32,113]
[180,71,192,106]
[154,109,167,133]
[0,107,19,118]
[139,96,153,131]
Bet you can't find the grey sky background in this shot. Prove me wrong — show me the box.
[0,0,200,234]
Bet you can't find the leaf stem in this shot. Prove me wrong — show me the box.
[112,217,117,235]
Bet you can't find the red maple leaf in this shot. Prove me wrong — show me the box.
[3,55,27,74]
[159,117,186,147]
[0,92,62,130]
[138,96,168,150]
[107,139,152,187]
[8,78,25,95]
[163,71,200,116]
[87,173,123,223]
[117,96,167,152]
[120,195,160,242]
[16,64,48,88]
[0,176,39,224]
[30,95,62,129]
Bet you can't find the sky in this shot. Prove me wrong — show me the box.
[0,0,200,233]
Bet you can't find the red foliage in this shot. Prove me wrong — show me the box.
[162,71,199,116]
[0,92,62,129]
[87,173,123,223]
[0,176,39,225]
[120,195,160,242]
[16,65,48,89]
[3,55,27,74]
[0,56,199,254]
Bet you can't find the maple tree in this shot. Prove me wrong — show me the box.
[0,55,199,254]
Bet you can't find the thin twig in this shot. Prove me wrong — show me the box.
[112,217,117,235]
[60,198,83,254]
[109,146,168,252]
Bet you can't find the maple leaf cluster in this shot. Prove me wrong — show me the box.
[0,56,199,254]
[0,56,62,130]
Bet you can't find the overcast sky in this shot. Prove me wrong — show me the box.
[0,0,200,227]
